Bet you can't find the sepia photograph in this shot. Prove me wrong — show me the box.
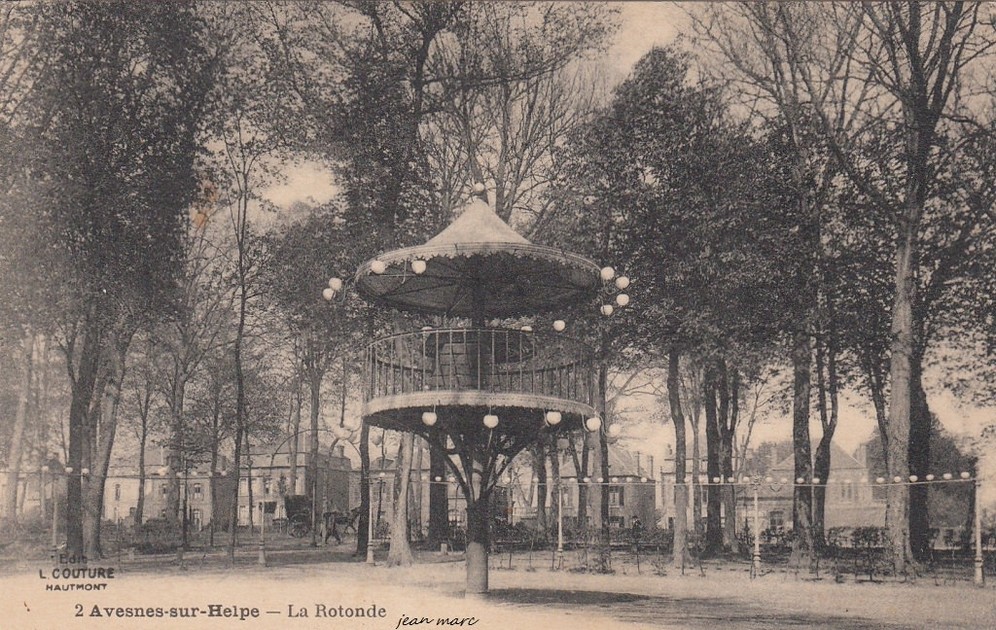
[1,1,995,628]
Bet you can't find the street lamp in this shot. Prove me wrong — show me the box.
[556,482,565,569]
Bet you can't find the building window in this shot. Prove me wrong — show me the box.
[263,477,271,496]
[841,483,854,501]
[114,484,121,501]
[193,483,203,500]
[161,484,169,496]
[769,510,785,529]
[560,490,573,508]
[608,485,625,507]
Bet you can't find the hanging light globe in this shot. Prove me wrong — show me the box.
[370,260,387,274]
[322,287,335,301]
[960,471,971,479]
[411,260,427,274]
[520,325,533,332]
[483,414,499,429]
[328,277,343,291]
[545,411,562,426]
[615,293,630,307]
[909,475,918,482]
[607,424,621,438]
[600,304,614,316]
[942,473,953,480]
[585,416,602,432]
[615,276,630,290]
[553,320,566,332]
[600,266,615,281]
[422,411,438,426]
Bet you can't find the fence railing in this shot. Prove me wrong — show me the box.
[363,327,596,408]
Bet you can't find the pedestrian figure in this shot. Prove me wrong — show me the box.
[322,509,342,545]
[631,516,643,546]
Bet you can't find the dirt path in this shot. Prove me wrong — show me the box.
[3,550,994,629]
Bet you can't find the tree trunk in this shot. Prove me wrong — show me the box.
[703,363,722,556]
[667,348,689,569]
[387,432,415,566]
[812,324,839,552]
[550,438,561,545]
[307,374,321,547]
[289,383,302,495]
[2,334,33,527]
[862,350,889,463]
[908,351,931,559]
[67,316,103,560]
[812,434,831,552]
[427,444,448,549]
[227,425,243,562]
[533,439,548,538]
[208,393,220,545]
[690,393,703,535]
[135,421,147,528]
[356,420,370,557]
[597,361,610,544]
[465,465,490,595]
[134,366,152,530]
[166,379,187,527]
[885,216,916,574]
[84,359,125,559]
[791,330,814,552]
[719,362,738,553]
[575,434,589,527]
[228,264,249,563]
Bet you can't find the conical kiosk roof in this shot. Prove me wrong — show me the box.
[354,199,599,318]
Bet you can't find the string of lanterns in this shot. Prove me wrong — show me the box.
[372,472,982,487]
[417,405,625,438]
[671,472,979,486]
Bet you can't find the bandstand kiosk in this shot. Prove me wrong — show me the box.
[345,196,604,595]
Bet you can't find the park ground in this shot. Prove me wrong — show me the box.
[2,538,995,630]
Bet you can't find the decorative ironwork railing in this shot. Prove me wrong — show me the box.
[363,327,596,408]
